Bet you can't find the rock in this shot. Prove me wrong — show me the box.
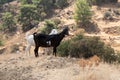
[0,47,6,54]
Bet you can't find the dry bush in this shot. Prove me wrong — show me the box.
[103,26,120,35]
[10,44,19,53]
[78,55,100,69]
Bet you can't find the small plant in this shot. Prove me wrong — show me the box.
[57,40,71,57]
[101,46,117,63]
[18,4,39,32]
[86,0,118,6]
[55,0,68,8]
[52,18,61,25]
[117,53,120,63]
[103,11,113,20]
[0,0,14,5]
[41,20,57,34]
[74,0,92,27]
[0,40,3,46]
[2,12,16,32]
[11,44,19,53]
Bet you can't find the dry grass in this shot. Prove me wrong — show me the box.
[77,55,120,80]
[78,55,101,69]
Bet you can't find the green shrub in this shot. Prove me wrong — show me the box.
[58,33,118,63]
[103,11,113,20]
[57,34,84,57]
[2,12,16,32]
[101,46,116,63]
[57,40,71,57]
[0,40,3,46]
[20,0,33,4]
[52,18,61,25]
[88,0,118,5]
[36,0,54,13]
[69,36,105,58]
[41,20,57,34]
[117,53,120,63]
[18,4,39,32]
[55,0,68,8]
[74,0,92,27]
[0,0,14,5]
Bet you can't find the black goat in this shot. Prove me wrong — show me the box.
[33,27,69,57]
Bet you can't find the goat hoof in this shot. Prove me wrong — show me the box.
[42,52,45,55]
[35,55,39,57]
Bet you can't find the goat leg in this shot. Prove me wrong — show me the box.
[53,47,57,57]
[34,47,39,57]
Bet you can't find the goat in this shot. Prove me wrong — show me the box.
[25,29,58,56]
[25,32,35,56]
[33,27,69,57]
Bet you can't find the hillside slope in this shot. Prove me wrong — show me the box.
[0,1,120,80]
[0,54,120,80]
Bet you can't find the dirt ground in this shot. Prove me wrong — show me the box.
[0,53,120,80]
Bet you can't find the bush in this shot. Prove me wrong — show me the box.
[18,4,39,32]
[88,0,118,5]
[55,0,68,8]
[117,53,120,63]
[52,18,61,25]
[0,0,14,5]
[1,12,16,32]
[11,44,19,53]
[41,20,57,34]
[103,11,113,20]
[74,0,92,27]
[101,46,116,63]
[0,40,3,46]
[57,40,71,57]
[58,33,118,63]
[70,36,105,58]
[20,0,33,4]
[19,0,66,29]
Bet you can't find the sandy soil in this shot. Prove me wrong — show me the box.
[0,53,120,80]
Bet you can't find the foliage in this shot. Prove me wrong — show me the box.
[55,0,68,8]
[101,46,117,63]
[57,40,71,57]
[58,33,118,63]
[41,20,57,34]
[1,12,16,32]
[87,0,118,5]
[36,0,53,12]
[18,0,69,32]
[0,0,14,5]
[103,11,113,20]
[20,0,33,4]
[117,53,120,63]
[52,18,61,25]
[18,4,39,32]
[0,40,3,46]
[74,0,92,26]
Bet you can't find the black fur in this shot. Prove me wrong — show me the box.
[33,27,69,57]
